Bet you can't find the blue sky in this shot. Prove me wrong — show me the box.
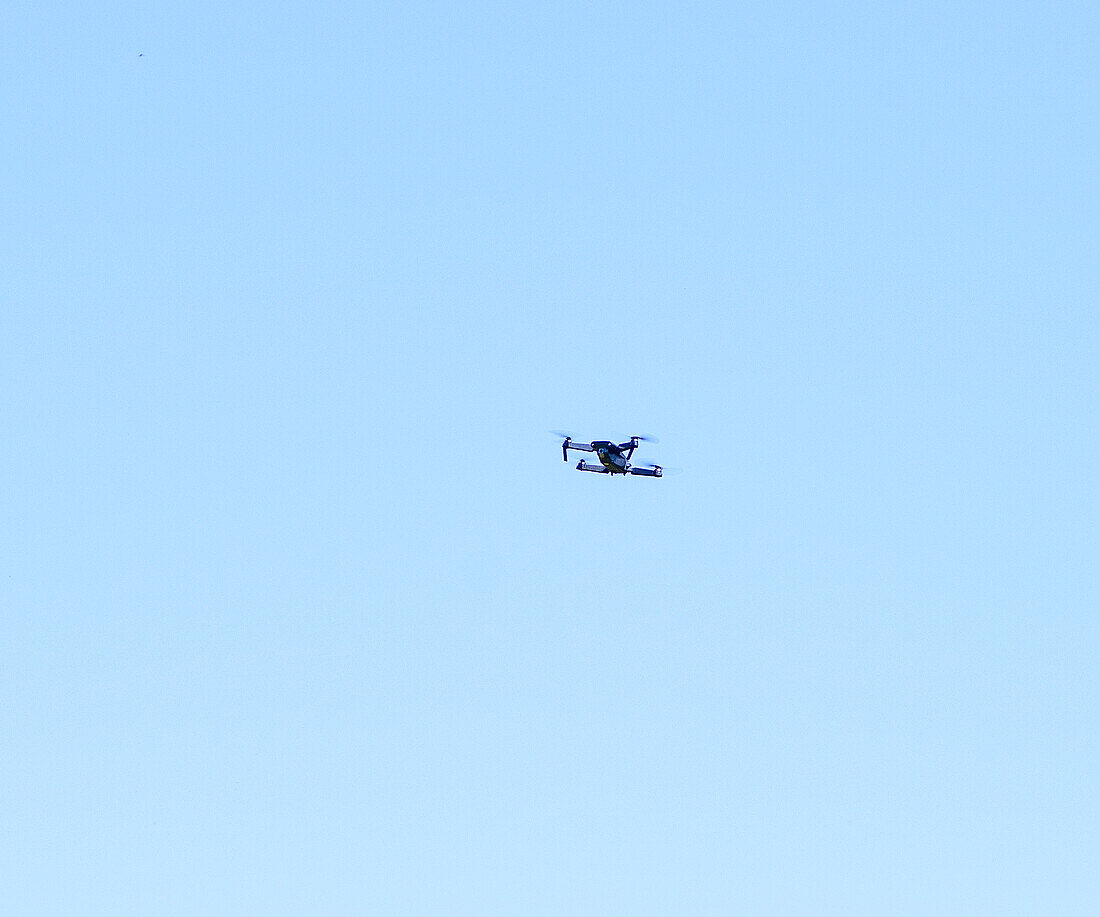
[4,1,1099,913]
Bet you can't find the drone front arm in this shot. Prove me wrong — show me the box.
[562,439,595,461]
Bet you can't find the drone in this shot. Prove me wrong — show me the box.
[553,433,662,477]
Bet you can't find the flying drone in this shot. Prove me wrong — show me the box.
[553,433,662,477]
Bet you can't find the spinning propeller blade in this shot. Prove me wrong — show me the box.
[549,430,574,462]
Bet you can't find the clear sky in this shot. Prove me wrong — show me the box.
[4,1,1098,913]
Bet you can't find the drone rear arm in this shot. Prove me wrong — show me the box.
[575,461,661,477]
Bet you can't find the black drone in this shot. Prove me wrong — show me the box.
[553,433,662,477]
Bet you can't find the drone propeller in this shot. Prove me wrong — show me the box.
[549,430,577,462]
[553,431,658,444]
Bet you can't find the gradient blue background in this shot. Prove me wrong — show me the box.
[4,1,1098,913]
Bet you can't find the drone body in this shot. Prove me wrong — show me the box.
[556,434,662,477]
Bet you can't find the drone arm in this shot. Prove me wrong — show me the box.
[562,439,595,461]
[575,461,609,474]
[617,437,644,461]
[627,464,662,477]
